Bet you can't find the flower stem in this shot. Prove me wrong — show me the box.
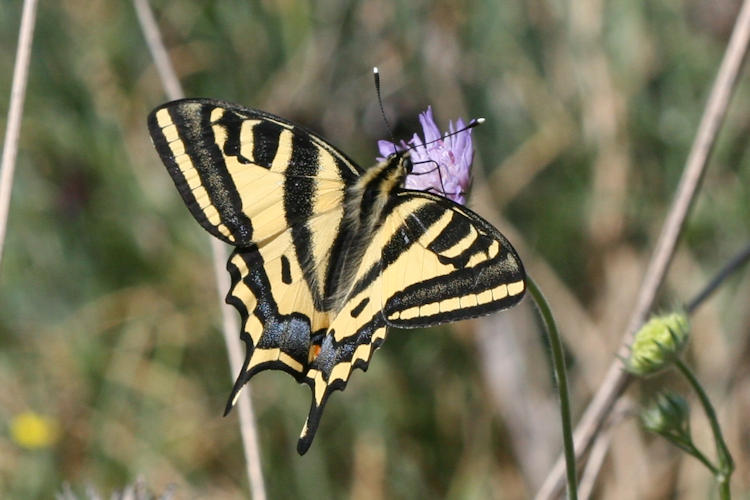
[527,275,578,500]
[678,440,721,476]
[675,358,734,499]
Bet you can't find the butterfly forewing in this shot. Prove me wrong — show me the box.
[381,191,525,327]
[148,98,526,455]
[148,99,361,246]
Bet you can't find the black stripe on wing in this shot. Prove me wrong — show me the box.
[148,100,254,245]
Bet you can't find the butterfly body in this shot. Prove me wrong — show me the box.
[148,98,525,454]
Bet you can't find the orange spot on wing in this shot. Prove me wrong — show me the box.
[308,344,322,363]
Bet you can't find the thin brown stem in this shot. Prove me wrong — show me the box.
[133,1,266,498]
[0,0,39,272]
[535,1,750,497]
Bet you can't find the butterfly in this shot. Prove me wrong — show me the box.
[147,98,526,454]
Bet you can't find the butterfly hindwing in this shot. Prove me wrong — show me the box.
[225,226,327,393]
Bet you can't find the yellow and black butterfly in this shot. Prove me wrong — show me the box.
[148,98,525,454]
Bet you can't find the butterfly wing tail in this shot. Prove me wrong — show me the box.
[223,345,253,416]
[296,320,389,455]
[296,381,337,455]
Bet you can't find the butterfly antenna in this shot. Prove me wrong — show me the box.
[403,115,484,162]
[418,117,485,149]
[373,67,397,149]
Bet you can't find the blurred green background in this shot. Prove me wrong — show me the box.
[1,0,749,498]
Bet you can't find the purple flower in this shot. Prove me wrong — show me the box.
[377,106,476,205]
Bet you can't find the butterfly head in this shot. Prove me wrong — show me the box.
[377,106,480,205]
[381,149,414,176]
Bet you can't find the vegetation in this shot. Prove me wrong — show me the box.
[1,1,748,498]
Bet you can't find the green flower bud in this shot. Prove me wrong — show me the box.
[641,392,691,443]
[627,312,690,376]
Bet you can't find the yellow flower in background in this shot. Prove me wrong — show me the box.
[10,411,59,449]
